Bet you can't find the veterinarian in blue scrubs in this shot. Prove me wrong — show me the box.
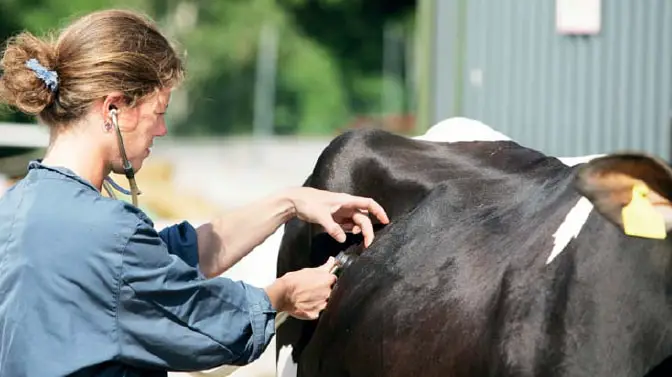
[0,9,389,377]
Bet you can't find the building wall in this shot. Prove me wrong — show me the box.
[431,0,672,158]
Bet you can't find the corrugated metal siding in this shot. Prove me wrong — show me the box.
[430,0,461,121]
[434,0,672,158]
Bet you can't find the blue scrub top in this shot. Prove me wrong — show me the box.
[0,161,276,376]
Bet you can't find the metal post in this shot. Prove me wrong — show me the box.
[415,0,436,134]
[253,23,279,139]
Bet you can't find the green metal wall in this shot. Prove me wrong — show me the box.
[429,0,672,159]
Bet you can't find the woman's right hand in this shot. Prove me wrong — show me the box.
[265,257,338,320]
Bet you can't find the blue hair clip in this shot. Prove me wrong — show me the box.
[25,58,59,93]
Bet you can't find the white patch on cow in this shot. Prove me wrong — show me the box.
[277,345,298,377]
[558,154,605,167]
[547,196,594,264]
[544,154,603,264]
[411,119,603,265]
[413,117,512,143]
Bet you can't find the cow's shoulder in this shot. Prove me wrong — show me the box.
[315,128,412,162]
[319,126,569,173]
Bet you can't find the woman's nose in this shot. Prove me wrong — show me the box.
[155,122,168,137]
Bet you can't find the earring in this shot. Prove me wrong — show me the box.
[104,121,113,132]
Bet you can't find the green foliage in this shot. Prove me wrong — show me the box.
[276,30,348,135]
[0,0,416,136]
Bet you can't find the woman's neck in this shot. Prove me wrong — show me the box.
[41,128,109,191]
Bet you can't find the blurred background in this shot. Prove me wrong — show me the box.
[1,1,671,376]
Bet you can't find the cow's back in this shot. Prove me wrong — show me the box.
[296,174,584,377]
[276,128,576,375]
[277,128,571,277]
[285,130,672,377]
[305,128,569,217]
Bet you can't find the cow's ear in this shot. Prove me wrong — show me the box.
[575,153,672,240]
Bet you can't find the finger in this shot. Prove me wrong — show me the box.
[324,269,339,283]
[351,225,361,234]
[341,196,390,225]
[319,256,337,272]
[367,199,390,225]
[340,221,356,232]
[304,304,323,320]
[293,312,311,321]
[321,217,347,243]
[352,210,375,247]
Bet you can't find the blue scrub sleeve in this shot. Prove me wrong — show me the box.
[117,220,276,372]
[158,221,200,268]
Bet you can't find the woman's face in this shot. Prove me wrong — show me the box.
[111,88,171,174]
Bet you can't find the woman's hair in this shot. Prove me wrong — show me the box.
[0,9,185,127]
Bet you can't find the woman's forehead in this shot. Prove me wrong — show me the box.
[140,88,171,109]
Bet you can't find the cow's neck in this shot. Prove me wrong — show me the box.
[551,219,672,375]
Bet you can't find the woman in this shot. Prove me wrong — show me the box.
[0,9,389,377]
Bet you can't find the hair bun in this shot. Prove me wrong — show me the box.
[1,10,185,127]
[0,32,58,116]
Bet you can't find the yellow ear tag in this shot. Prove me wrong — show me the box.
[621,183,667,239]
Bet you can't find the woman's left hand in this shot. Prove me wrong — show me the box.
[286,187,390,247]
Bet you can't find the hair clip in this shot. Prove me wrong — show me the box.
[25,58,59,93]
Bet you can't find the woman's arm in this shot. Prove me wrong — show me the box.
[196,192,294,277]
[195,187,389,279]
[118,219,338,370]
[194,189,295,279]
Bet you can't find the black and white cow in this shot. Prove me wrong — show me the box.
[275,118,672,377]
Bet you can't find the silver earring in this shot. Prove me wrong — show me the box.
[104,121,113,132]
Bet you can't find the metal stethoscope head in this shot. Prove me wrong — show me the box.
[101,107,142,207]
[275,250,359,330]
[329,250,358,276]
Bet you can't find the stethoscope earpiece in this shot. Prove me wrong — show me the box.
[103,105,142,207]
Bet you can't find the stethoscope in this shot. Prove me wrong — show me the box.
[274,250,356,330]
[101,107,142,207]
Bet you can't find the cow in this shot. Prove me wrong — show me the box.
[275,118,672,377]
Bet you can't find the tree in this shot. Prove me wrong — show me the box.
[0,0,418,136]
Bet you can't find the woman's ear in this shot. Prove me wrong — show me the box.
[101,92,127,122]
[101,92,141,132]
[574,153,672,240]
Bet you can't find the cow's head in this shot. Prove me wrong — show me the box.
[575,153,672,240]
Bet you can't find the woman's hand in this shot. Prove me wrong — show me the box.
[265,257,339,320]
[286,187,390,247]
